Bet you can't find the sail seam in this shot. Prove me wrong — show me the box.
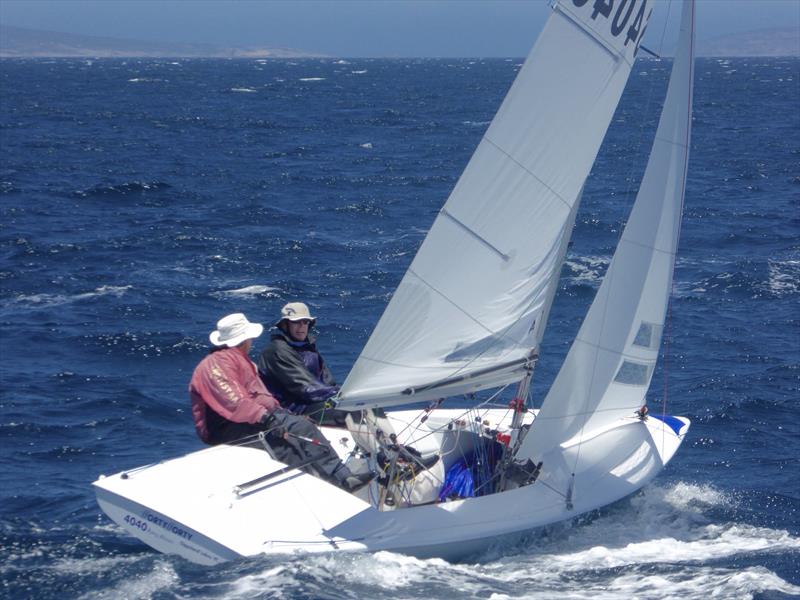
[352,354,466,371]
[571,336,659,362]
[482,136,572,213]
[359,267,532,383]
[654,134,690,150]
[406,266,497,337]
[618,236,677,256]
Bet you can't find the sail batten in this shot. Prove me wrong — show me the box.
[338,0,656,410]
[440,209,511,261]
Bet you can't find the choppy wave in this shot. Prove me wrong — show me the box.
[563,255,609,288]
[765,259,799,296]
[72,181,171,198]
[89,330,202,357]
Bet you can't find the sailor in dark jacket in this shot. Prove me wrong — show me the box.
[257,302,349,427]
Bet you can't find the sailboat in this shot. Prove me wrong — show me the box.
[94,0,695,565]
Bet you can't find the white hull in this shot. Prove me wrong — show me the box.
[93,408,689,565]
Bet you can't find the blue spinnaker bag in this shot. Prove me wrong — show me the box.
[438,459,475,502]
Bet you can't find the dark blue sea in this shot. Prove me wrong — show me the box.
[1,55,798,599]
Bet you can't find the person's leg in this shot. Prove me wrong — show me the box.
[267,410,351,483]
[301,401,349,427]
[209,411,374,491]
[208,420,265,448]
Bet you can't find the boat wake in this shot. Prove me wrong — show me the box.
[226,481,798,600]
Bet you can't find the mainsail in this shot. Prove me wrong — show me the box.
[517,0,695,466]
[339,0,655,409]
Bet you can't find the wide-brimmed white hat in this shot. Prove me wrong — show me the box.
[275,302,316,326]
[209,313,264,347]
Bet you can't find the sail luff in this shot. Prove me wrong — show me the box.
[517,0,695,466]
[338,0,655,410]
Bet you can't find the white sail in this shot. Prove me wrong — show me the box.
[339,0,655,409]
[517,1,695,470]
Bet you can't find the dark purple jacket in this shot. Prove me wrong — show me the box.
[257,331,338,411]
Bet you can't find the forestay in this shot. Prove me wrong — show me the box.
[517,1,695,469]
[339,0,654,409]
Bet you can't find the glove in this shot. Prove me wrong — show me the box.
[324,387,341,409]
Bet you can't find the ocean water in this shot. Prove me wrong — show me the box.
[0,55,798,599]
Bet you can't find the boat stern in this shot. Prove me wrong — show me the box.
[93,474,242,565]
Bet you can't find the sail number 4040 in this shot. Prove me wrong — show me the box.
[573,0,650,47]
[124,514,148,532]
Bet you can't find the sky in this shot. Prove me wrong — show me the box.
[1,0,798,57]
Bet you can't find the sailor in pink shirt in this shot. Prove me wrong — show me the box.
[190,324,278,443]
[189,313,373,492]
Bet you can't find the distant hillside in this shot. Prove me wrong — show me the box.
[0,24,322,58]
[697,27,799,57]
[1,22,798,58]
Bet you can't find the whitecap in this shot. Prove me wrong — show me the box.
[8,285,132,308]
[212,284,279,298]
[765,258,799,295]
[298,77,325,82]
[360,142,373,149]
[225,565,294,598]
[351,69,368,74]
[50,554,143,575]
[551,567,800,600]
[73,558,179,598]
[564,255,609,287]
[230,87,257,93]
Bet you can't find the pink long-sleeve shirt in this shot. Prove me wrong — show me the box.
[189,346,280,443]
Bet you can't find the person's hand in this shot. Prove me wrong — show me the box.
[324,387,341,408]
[261,410,287,438]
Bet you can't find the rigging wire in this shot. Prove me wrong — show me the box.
[661,0,696,451]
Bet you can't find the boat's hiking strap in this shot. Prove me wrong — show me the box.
[233,456,321,496]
